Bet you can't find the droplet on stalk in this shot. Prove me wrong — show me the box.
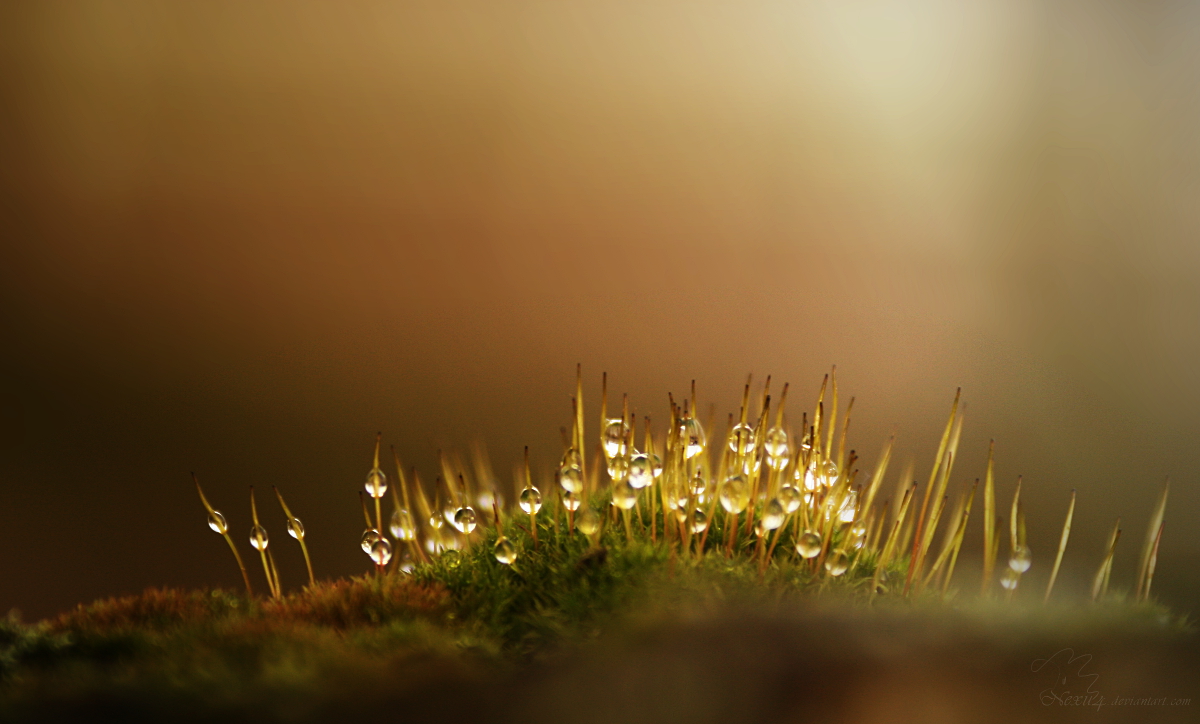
[689,509,709,533]
[650,454,663,479]
[602,419,629,458]
[628,453,652,489]
[760,498,786,531]
[390,509,416,541]
[208,510,228,534]
[796,531,822,559]
[370,537,393,566]
[838,490,857,524]
[250,525,269,551]
[562,490,581,511]
[494,536,518,565]
[365,467,388,498]
[607,456,630,481]
[575,507,601,535]
[728,423,757,456]
[428,513,445,530]
[1000,567,1020,590]
[764,427,789,468]
[779,484,802,514]
[1009,545,1032,573]
[690,469,708,497]
[558,464,584,494]
[361,528,380,553]
[848,522,867,549]
[718,475,749,514]
[286,517,305,540]
[825,549,849,576]
[519,487,543,514]
[680,418,705,459]
[612,479,638,510]
[453,507,477,534]
[442,549,460,568]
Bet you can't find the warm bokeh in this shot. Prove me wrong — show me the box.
[1,0,1197,618]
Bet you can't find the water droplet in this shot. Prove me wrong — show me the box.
[561,448,583,471]
[689,509,709,533]
[665,484,688,513]
[370,537,393,566]
[727,423,757,456]
[562,490,581,511]
[365,467,388,498]
[1008,545,1032,573]
[519,486,543,515]
[628,453,652,489]
[287,517,305,540]
[680,418,706,459]
[822,460,839,484]
[575,507,601,535]
[602,419,629,459]
[453,507,477,534]
[390,509,416,541]
[207,510,228,534]
[760,498,786,531]
[796,531,822,558]
[825,549,849,576]
[847,522,867,549]
[837,489,857,524]
[690,469,708,496]
[442,548,460,568]
[764,427,789,468]
[779,485,802,514]
[650,454,663,479]
[361,528,380,553]
[1000,567,1020,590]
[250,525,269,551]
[494,536,518,564]
[607,455,630,481]
[612,479,638,510]
[558,464,583,494]
[427,513,444,530]
[718,475,749,514]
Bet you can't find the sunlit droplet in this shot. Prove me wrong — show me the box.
[562,490,581,511]
[287,517,305,540]
[680,418,706,459]
[760,498,786,531]
[607,455,630,481]
[628,453,652,489]
[689,508,709,533]
[837,489,857,524]
[1009,545,1032,573]
[602,419,629,459]
[558,464,584,494]
[453,507,477,534]
[612,479,638,510]
[690,469,708,496]
[250,525,269,551]
[390,509,416,541]
[365,467,388,498]
[370,537,393,566]
[361,528,380,553]
[443,548,460,568]
[825,549,849,576]
[1000,567,1020,590]
[575,507,601,535]
[728,423,757,457]
[848,522,867,549]
[779,484,802,514]
[494,536,518,565]
[207,510,228,535]
[718,475,749,514]
[650,454,663,479]
[428,513,444,530]
[519,487,543,515]
[764,428,789,469]
[796,531,822,559]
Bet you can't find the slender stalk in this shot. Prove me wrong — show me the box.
[1091,519,1121,602]
[273,486,315,588]
[981,441,996,596]
[1135,479,1169,602]
[1043,490,1075,604]
[194,474,253,598]
[249,487,278,599]
[1142,522,1164,603]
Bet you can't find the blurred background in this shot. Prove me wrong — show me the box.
[1,0,1197,620]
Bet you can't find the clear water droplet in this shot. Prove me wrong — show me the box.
[250,525,269,551]
[718,475,749,514]
[612,479,638,510]
[519,487,543,515]
[665,484,688,513]
[650,454,663,479]
[727,423,757,456]
[602,419,629,459]
[689,508,709,533]
[208,510,228,534]
[442,548,460,568]
[370,537,393,566]
[287,517,305,540]
[848,522,867,549]
[628,453,652,489]
[558,464,584,494]
[561,448,583,470]
[390,509,416,541]
[690,469,708,497]
[607,455,630,481]
[1008,545,1032,573]
[779,485,802,514]
[796,531,822,558]
[825,549,849,576]
[680,418,706,459]
[575,507,601,535]
[561,490,581,511]
[493,536,518,565]
[428,513,444,530]
[838,489,857,524]
[365,467,388,498]
[760,498,786,531]
[453,507,477,534]
[764,427,789,468]
[361,528,380,553]
[1000,566,1020,590]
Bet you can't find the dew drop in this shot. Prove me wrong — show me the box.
[764,427,789,467]
[361,528,380,553]
[690,469,708,497]
[365,467,388,498]
[796,531,822,559]
[680,418,706,459]
[370,537,393,566]
[390,509,416,541]
[650,454,663,479]
[848,522,867,549]
[727,423,757,456]
[838,489,857,524]
[493,536,518,565]
[602,419,629,459]
[628,453,652,489]
[453,507,477,534]
[718,475,749,514]
[607,455,630,481]
[287,517,305,540]
[825,549,849,576]
[760,498,786,531]
[1008,545,1032,573]
[689,508,709,533]
[208,510,228,535]
[558,464,584,494]
[562,490,581,511]
[575,507,601,535]
[612,479,638,510]
[779,484,802,514]
[1000,566,1021,590]
[427,513,444,530]
[519,487,543,515]
[442,548,460,568]
[249,525,269,551]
